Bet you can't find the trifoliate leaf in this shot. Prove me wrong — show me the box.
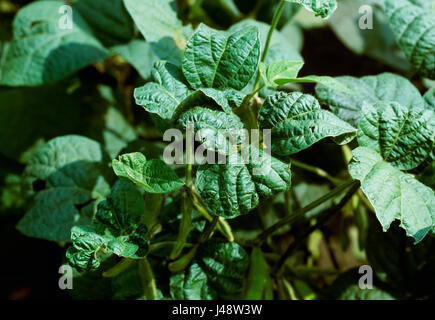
[315,73,426,127]
[382,0,435,79]
[134,61,190,120]
[349,147,435,243]
[358,101,434,170]
[258,92,356,156]
[17,135,113,242]
[195,146,291,218]
[182,23,260,90]
[112,152,184,193]
[0,1,108,86]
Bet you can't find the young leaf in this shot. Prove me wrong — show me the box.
[17,135,113,242]
[315,72,426,127]
[112,152,184,193]
[0,1,108,86]
[358,101,434,170]
[258,92,356,156]
[123,0,189,48]
[349,147,435,243]
[259,60,304,86]
[196,146,291,218]
[285,0,338,19]
[134,61,190,120]
[182,24,260,90]
[382,0,435,79]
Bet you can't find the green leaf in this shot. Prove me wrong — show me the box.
[197,240,249,299]
[66,226,112,271]
[258,92,356,156]
[0,84,84,160]
[170,263,218,300]
[172,88,245,118]
[67,180,150,271]
[358,101,434,170]
[17,135,113,242]
[134,61,190,120]
[243,247,271,300]
[228,20,303,66]
[315,72,426,127]
[424,88,435,109]
[285,0,338,19]
[182,23,260,90]
[382,0,435,79]
[112,152,184,193]
[123,0,189,48]
[349,147,435,243]
[73,0,135,47]
[196,146,291,218]
[176,107,245,153]
[259,60,304,86]
[0,1,108,86]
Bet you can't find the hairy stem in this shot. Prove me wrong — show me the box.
[253,180,359,245]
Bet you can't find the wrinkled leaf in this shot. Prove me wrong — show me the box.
[258,92,356,156]
[358,101,434,170]
[182,23,260,90]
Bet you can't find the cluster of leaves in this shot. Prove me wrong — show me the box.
[0,0,434,300]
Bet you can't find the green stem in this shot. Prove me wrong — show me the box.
[139,258,158,300]
[170,191,192,260]
[290,159,343,185]
[102,258,134,278]
[273,181,361,273]
[199,215,219,243]
[253,180,359,245]
[252,0,286,92]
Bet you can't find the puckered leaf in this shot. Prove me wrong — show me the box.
[382,0,435,79]
[170,263,218,300]
[0,1,108,86]
[67,180,150,271]
[134,61,190,120]
[358,101,434,170]
[170,240,249,300]
[172,88,245,118]
[176,107,245,153]
[112,152,184,193]
[228,20,302,66]
[285,0,338,19]
[258,92,356,156]
[123,0,189,48]
[195,146,291,218]
[315,73,426,127]
[17,135,112,242]
[349,147,435,243]
[182,24,260,90]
